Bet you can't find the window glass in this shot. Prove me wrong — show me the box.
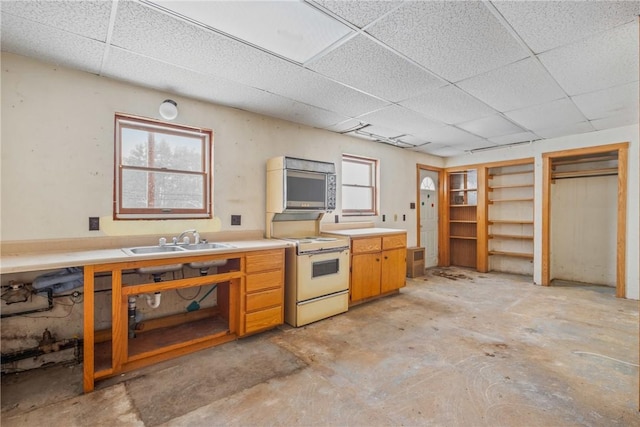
[341,154,378,216]
[115,114,212,219]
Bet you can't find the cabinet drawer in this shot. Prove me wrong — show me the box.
[245,249,284,274]
[246,269,283,293]
[382,234,406,250]
[352,237,382,254]
[245,306,282,334]
[246,287,282,312]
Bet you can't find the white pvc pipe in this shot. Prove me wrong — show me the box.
[144,292,162,309]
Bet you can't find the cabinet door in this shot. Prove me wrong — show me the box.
[351,253,381,302]
[381,248,406,293]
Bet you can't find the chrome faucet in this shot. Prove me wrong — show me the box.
[174,229,200,245]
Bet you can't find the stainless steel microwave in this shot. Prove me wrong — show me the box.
[267,156,337,213]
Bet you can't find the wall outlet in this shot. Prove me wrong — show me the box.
[231,215,241,226]
[89,217,100,231]
[382,214,386,222]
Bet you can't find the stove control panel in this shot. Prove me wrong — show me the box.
[327,173,337,211]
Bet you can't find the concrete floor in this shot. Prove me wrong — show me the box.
[2,267,639,426]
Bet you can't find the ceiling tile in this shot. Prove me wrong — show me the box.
[457,57,566,112]
[534,121,595,139]
[414,144,466,157]
[505,98,587,131]
[457,115,526,138]
[539,22,639,96]
[571,82,639,120]
[488,131,540,146]
[422,125,487,147]
[356,105,444,138]
[113,1,387,118]
[308,34,443,102]
[367,1,528,82]
[1,14,104,74]
[493,0,640,54]
[0,0,112,41]
[312,0,403,29]
[152,1,353,63]
[400,85,496,124]
[104,47,348,129]
[591,112,639,131]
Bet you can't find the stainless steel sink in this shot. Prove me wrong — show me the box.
[182,242,235,250]
[188,259,229,270]
[122,245,187,256]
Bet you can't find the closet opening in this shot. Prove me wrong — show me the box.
[542,143,628,298]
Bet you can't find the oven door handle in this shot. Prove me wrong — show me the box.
[298,289,349,305]
[299,247,349,256]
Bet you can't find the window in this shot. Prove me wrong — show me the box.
[420,176,436,191]
[341,154,378,216]
[114,114,212,219]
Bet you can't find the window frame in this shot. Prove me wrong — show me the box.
[114,113,213,220]
[341,153,379,216]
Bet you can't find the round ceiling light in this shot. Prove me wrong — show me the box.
[159,99,178,120]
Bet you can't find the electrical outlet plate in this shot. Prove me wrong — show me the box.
[89,217,100,231]
[231,215,241,226]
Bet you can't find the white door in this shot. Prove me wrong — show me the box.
[420,170,439,268]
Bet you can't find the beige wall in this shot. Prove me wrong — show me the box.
[551,175,617,286]
[0,53,443,246]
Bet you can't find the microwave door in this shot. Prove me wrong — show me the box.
[285,170,327,210]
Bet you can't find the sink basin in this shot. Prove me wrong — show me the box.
[136,263,184,275]
[182,242,235,250]
[122,245,186,256]
[188,259,229,269]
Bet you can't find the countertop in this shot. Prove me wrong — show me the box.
[0,239,291,274]
[323,227,407,238]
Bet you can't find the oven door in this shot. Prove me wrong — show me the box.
[296,248,349,301]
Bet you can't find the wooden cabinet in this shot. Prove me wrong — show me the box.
[487,162,534,275]
[83,247,285,392]
[242,249,284,336]
[447,169,479,268]
[349,233,407,304]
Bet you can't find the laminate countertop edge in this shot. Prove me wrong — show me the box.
[0,239,292,274]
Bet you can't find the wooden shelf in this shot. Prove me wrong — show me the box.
[450,220,477,223]
[489,220,533,225]
[489,198,534,203]
[489,170,533,177]
[450,235,477,240]
[449,188,477,192]
[489,234,533,240]
[450,204,477,207]
[488,184,533,190]
[489,251,533,259]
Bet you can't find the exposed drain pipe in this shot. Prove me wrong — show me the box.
[143,292,162,309]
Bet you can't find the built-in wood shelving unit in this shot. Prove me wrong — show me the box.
[447,169,478,268]
[486,162,534,275]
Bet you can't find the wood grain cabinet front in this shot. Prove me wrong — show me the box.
[349,233,406,304]
[241,249,285,336]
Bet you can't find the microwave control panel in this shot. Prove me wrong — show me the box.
[327,173,337,211]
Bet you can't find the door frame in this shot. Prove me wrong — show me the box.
[416,164,445,267]
[541,142,628,297]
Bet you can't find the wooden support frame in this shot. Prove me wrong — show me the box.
[541,142,628,298]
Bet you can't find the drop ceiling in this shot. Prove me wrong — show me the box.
[1,0,638,157]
